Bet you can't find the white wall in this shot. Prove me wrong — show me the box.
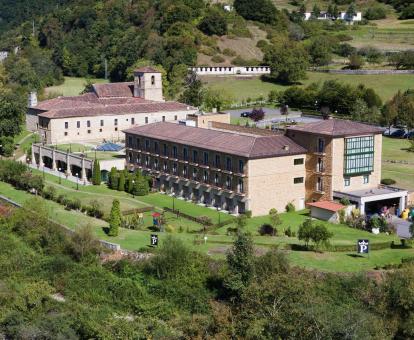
[190,66,271,76]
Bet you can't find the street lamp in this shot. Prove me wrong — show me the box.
[216,206,221,225]
[132,180,135,198]
[58,167,62,184]
[76,173,79,190]
[172,193,176,211]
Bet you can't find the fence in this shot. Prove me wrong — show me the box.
[315,69,414,75]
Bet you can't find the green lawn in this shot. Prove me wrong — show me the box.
[55,144,124,160]
[205,72,414,102]
[45,76,108,97]
[382,137,414,191]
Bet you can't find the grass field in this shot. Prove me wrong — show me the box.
[45,76,108,97]
[205,72,414,102]
[382,137,414,191]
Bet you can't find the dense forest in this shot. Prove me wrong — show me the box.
[1,198,414,338]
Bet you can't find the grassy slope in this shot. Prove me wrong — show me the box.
[382,137,414,191]
[45,76,108,97]
[205,72,414,102]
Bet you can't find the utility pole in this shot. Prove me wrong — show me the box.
[104,58,108,80]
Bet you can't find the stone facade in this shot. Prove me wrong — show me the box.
[186,112,230,128]
[38,109,193,144]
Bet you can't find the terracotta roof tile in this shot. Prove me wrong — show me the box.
[93,82,134,98]
[134,66,160,73]
[287,119,383,137]
[307,201,345,212]
[124,122,307,159]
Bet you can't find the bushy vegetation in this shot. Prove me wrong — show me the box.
[1,206,414,338]
[108,168,150,196]
[0,160,44,194]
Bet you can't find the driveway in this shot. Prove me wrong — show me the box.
[391,216,412,239]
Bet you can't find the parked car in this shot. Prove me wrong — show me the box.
[390,129,406,138]
[240,111,251,118]
[382,129,392,136]
[404,131,414,139]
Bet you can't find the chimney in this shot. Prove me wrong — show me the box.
[283,145,289,151]
[28,92,38,108]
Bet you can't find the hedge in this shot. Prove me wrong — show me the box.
[122,206,154,216]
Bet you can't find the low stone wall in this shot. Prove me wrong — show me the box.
[316,69,414,75]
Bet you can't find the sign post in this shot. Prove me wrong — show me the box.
[150,234,158,247]
[357,239,369,257]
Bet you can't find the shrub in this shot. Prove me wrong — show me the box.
[211,55,225,63]
[250,108,265,122]
[381,178,396,185]
[56,194,67,204]
[244,210,252,218]
[165,225,175,233]
[108,199,121,237]
[339,197,350,206]
[285,202,295,212]
[42,186,56,200]
[259,224,276,236]
[364,6,387,20]
[198,10,227,36]
[338,209,346,224]
[335,33,353,42]
[285,226,292,237]
[256,40,268,50]
[222,48,237,57]
[348,54,364,69]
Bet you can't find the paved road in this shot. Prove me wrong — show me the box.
[392,216,412,239]
[224,107,302,118]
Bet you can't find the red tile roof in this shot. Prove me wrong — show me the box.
[93,82,134,97]
[135,66,160,73]
[307,201,345,212]
[124,122,307,159]
[287,119,383,137]
[35,82,195,119]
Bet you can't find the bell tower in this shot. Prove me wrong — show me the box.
[133,67,163,102]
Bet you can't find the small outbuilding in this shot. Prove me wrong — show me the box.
[307,201,345,223]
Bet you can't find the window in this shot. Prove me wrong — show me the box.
[238,179,244,193]
[163,144,168,156]
[128,152,133,162]
[226,176,232,189]
[136,138,140,149]
[294,177,304,184]
[87,120,91,128]
[154,159,159,170]
[226,157,232,171]
[317,158,324,172]
[192,168,198,180]
[214,173,219,185]
[145,117,148,124]
[151,75,155,85]
[115,127,118,131]
[173,163,177,174]
[64,132,68,136]
[203,170,208,182]
[173,146,178,158]
[316,177,323,192]
[100,120,104,127]
[183,148,188,161]
[64,122,68,129]
[145,156,150,166]
[163,162,168,171]
[192,150,198,163]
[294,158,304,165]
[136,154,141,164]
[183,166,188,177]
[174,115,178,121]
[154,141,159,154]
[99,128,102,132]
[77,121,80,128]
[128,136,132,147]
[114,119,118,126]
[363,174,369,184]
[87,130,91,134]
[145,139,150,151]
[344,136,374,176]
[131,117,135,125]
[344,177,350,187]
[215,155,220,167]
[317,138,325,153]
[239,160,244,173]
[162,116,165,122]
[203,152,209,165]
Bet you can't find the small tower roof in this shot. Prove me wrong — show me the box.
[134,66,161,73]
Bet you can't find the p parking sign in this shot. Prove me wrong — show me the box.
[150,234,158,247]
[357,239,369,254]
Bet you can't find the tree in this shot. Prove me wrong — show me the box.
[225,232,255,295]
[351,98,369,121]
[70,224,101,261]
[345,3,357,21]
[311,4,321,19]
[236,214,248,231]
[108,167,118,190]
[348,54,364,69]
[234,0,278,24]
[310,224,333,249]
[180,75,204,107]
[298,219,314,248]
[202,88,232,111]
[250,108,265,121]
[133,172,149,196]
[264,40,309,83]
[269,208,282,229]
[198,10,227,36]
[118,171,125,191]
[332,4,339,19]
[92,159,101,185]
[108,199,121,237]
[308,38,332,66]
[0,88,26,138]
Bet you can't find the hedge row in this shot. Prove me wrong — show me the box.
[163,206,234,228]
[122,206,154,216]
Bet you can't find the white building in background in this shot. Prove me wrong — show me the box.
[190,66,271,76]
[223,5,233,12]
[304,11,362,22]
[0,51,8,62]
